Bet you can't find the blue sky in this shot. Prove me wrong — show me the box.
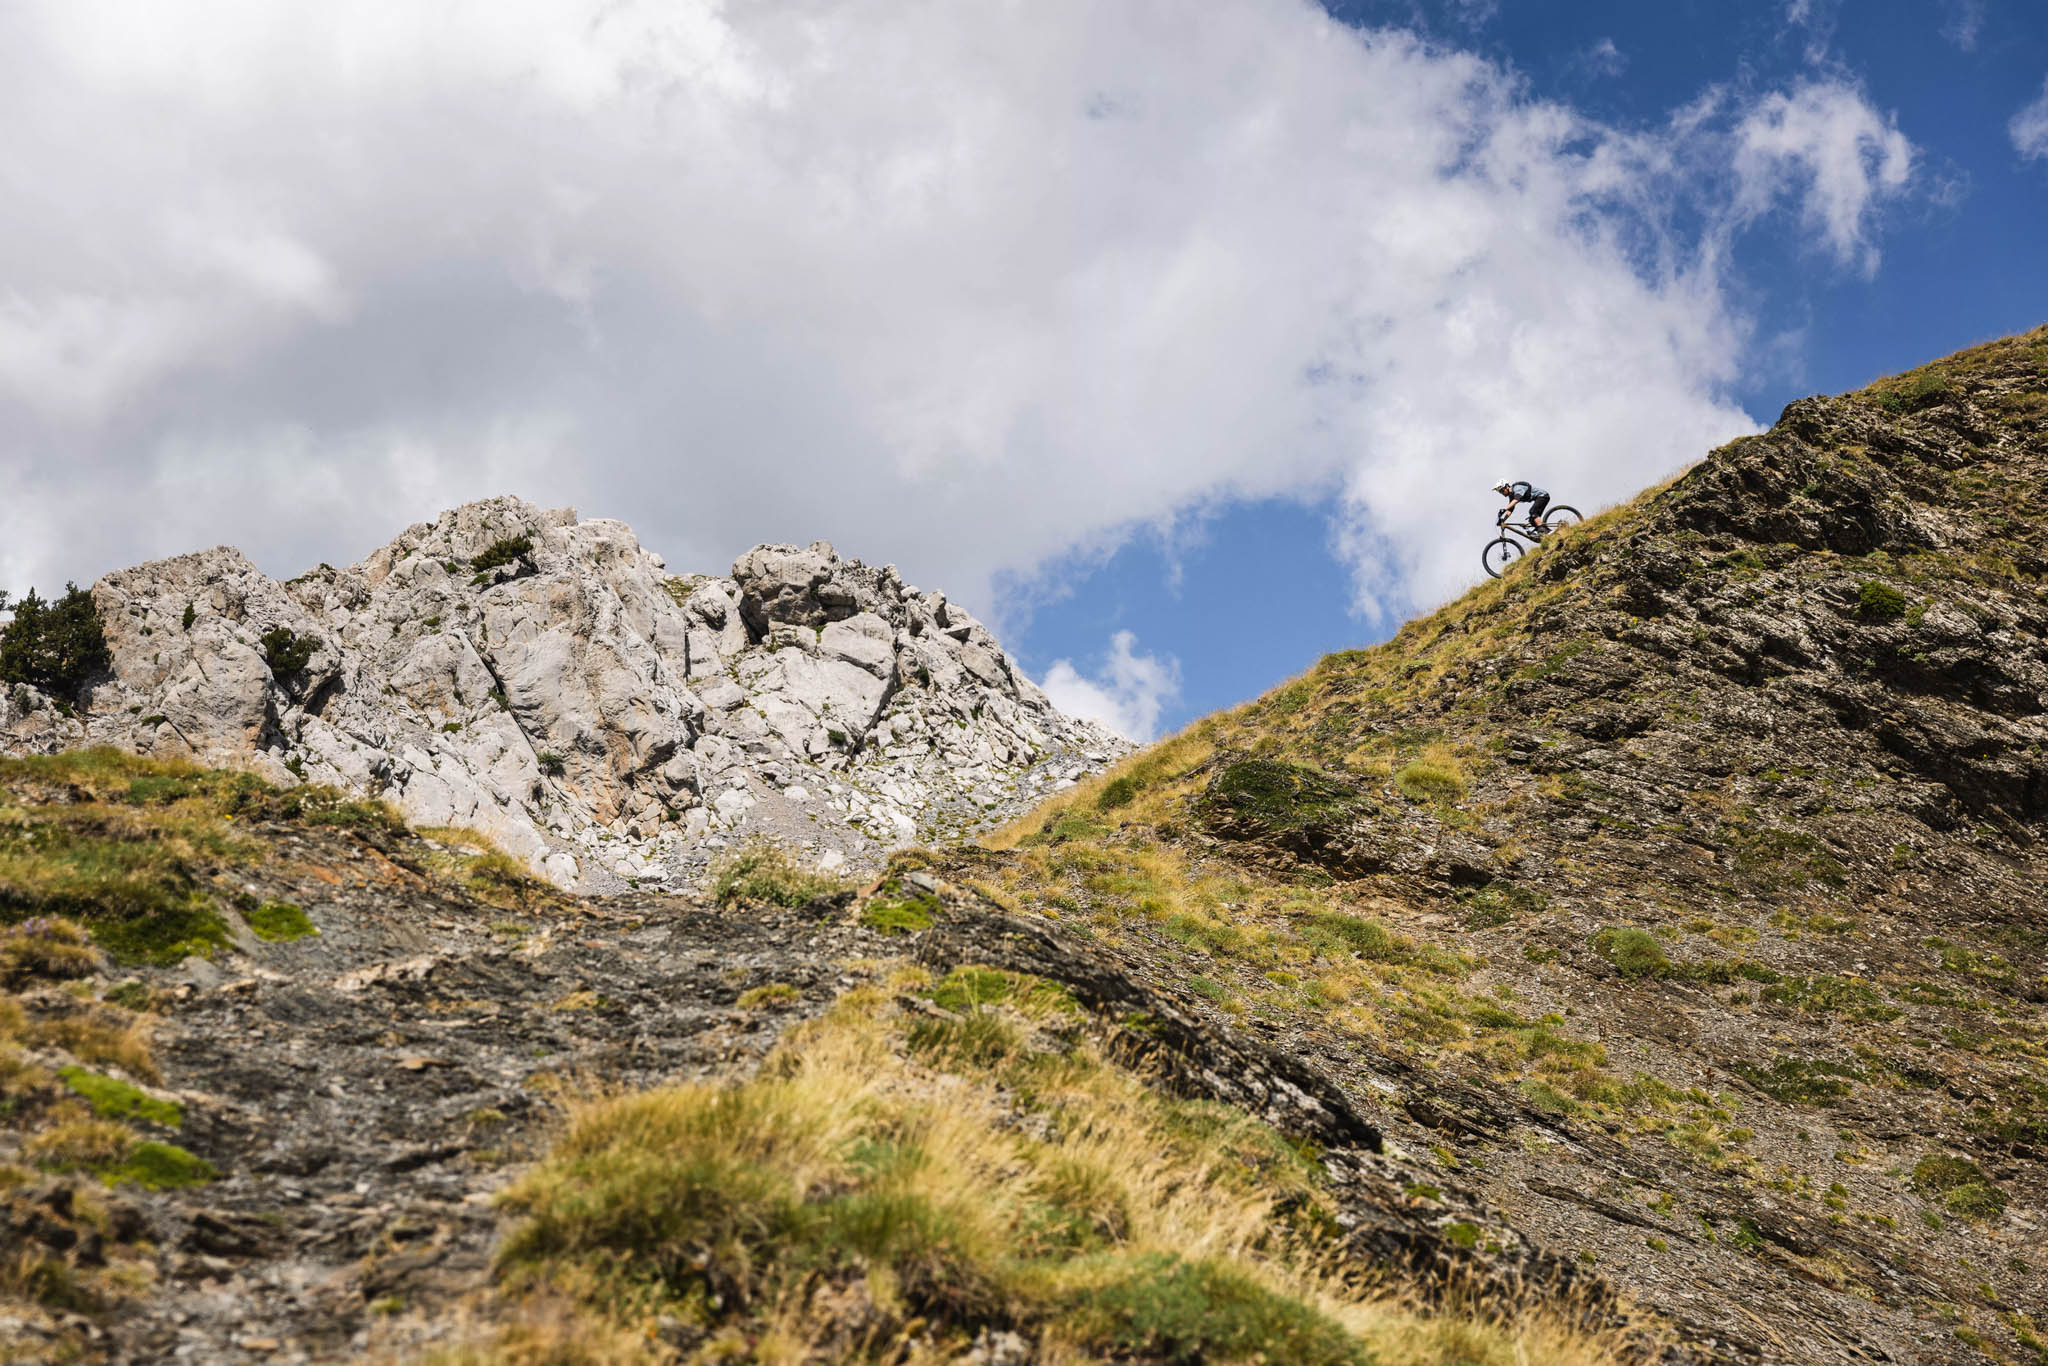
[2,0,2045,742]
[1010,0,2048,736]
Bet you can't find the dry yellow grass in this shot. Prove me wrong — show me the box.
[485,978,1641,1365]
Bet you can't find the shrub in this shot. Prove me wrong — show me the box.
[1592,927,1671,978]
[471,534,534,573]
[0,585,110,698]
[181,602,196,631]
[710,841,846,908]
[535,752,566,777]
[1857,581,1907,621]
[259,626,316,677]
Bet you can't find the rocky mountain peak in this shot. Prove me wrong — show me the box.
[0,496,1128,888]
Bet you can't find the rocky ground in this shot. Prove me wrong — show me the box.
[0,513,1127,893]
[0,767,1637,1366]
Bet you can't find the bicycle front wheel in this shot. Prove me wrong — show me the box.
[1545,505,1582,528]
[1482,536,1523,578]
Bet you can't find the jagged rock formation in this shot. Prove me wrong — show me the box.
[0,500,1126,887]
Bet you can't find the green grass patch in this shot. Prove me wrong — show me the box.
[1056,1252,1366,1365]
[1911,1154,2006,1220]
[1762,975,1903,1022]
[1731,1057,1861,1106]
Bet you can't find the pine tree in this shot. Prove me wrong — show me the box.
[0,583,112,699]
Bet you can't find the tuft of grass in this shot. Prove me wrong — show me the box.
[418,827,567,912]
[735,982,801,1010]
[1392,758,1467,804]
[0,917,102,986]
[245,901,317,942]
[1056,1251,1367,1365]
[103,1139,216,1189]
[710,840,847,909]
[1592,927,1671,979]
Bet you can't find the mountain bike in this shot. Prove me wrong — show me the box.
[1482,505,1581,578]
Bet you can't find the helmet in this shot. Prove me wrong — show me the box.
[1494,479,1513,492]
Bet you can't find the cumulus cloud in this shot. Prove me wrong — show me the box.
[1732,80,1915,274]
[1039,632,1181,743]
[0,0,1921,628]
[2014,78,2048,161]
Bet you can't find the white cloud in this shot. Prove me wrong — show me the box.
[1732,80,1915,274]
[1580,38,1627,79]
[1940,0,1985,52]
[1039,632,1181,743]
[2014,78,2048,161]
[0,1,1922,631]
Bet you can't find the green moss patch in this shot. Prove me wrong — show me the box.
[1731,1057,1862,1106]
[103,1140,215,1190]
[861,895,936,935]
[58,1067,181,1128]
[245,901,317,942]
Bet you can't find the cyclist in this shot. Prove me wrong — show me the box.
[1493,479,1551,532]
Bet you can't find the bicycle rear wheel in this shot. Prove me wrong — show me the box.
[1545,505,1582,527]
[1482,536,1522,578]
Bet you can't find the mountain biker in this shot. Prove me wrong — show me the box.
[1494,479,1551,531]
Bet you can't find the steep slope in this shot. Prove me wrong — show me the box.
[0,506,1126,889]
[944,325,2048,1363]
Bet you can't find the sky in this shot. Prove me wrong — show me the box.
[1,1,2043,742]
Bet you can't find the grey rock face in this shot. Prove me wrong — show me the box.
[1,498,1128,889]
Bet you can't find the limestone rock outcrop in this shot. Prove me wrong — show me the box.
[0,500,1128,887]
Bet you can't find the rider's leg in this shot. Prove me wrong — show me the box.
[1528,493,1551,529]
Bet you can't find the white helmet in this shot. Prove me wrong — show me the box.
[1494,479,1513,492]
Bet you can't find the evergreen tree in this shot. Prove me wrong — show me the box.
[0,583,112,698]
